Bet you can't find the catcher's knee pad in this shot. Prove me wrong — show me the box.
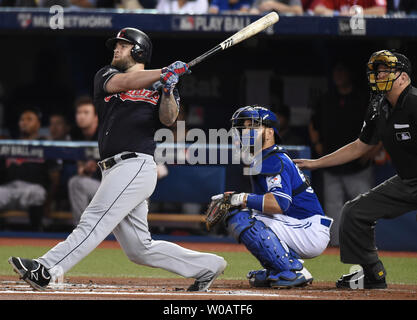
[239,219,303,274]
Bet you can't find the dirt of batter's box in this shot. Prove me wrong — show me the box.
[1,275,416,300]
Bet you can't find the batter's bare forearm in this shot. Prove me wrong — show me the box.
[106,69,162,93]
[159,93,179,126]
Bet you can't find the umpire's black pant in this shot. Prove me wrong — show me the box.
[339,175,417,265]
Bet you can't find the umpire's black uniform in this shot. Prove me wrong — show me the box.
[340,84,417,265]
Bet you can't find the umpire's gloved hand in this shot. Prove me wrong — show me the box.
[166,61,191,77]
[160,69,179,94]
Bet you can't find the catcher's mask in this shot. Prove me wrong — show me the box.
[367,50,411,93]
[106,27,152,65]
[230,105,281,151]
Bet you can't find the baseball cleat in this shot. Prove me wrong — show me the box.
[270,267,314,289]
[247,269,271,288]
[336,270,387,289]
[8,257,51,291]
[187,260,227,292]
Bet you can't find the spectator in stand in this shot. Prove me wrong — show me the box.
[47,113,77,212]
[68,96,101,226]
[156,0,208,14]
[0,107,59,231]
[38,0,98,8]
[313,0,387,16]
[301,0,321,13]
[387,0,417,15]
[250,0,303,14]
[275,104,307,145]
[208,0,254,13]
[48,113,71,141]
[0,0,37,6]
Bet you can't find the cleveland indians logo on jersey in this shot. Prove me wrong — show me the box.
[104,89,160,105]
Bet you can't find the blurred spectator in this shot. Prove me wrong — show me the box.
[275,104,307,145]
[68,96,101,226]
[95,0,157,8]
[250,0,303,14]
[313,0,387,16]
[39,0,97,8]
[208,0,254,13]
[48,113,71,141]
[47,113,76,212]
[309,62,378,246]
[0,107,60,231]
[0,0,37,6]
[301,0,321,13]
[156,0,208,13]
[387,0,417,15]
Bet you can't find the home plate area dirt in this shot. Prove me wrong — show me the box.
[1,275,416,300]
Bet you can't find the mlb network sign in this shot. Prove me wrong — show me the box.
[172,15,275,34]
[17,6,113,29]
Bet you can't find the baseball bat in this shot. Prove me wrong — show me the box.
[155,13,279,90]
[187,12,280,67]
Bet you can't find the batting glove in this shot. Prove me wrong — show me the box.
[160,68,179,94]
[166,61,191,77]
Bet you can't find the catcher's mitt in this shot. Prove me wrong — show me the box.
[205,192,235,231]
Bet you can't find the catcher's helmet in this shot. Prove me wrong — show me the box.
[367,50,411,92]
[231,105,282,144]
[106,27,152,64]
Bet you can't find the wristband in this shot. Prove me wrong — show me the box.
[246,194,264,212]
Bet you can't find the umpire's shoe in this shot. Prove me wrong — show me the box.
[8,257,51,291]
[336,261,387,289]
[187,260,227,292]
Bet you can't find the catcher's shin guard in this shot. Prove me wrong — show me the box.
[226,210,303,277]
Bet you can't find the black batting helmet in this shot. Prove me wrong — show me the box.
[106,27,152,65]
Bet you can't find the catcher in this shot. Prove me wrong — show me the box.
[206,105,333,288]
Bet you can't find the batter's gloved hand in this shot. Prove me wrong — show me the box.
[160,68,179,94]
[166,61,191,77]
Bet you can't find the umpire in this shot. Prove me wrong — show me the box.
[295,50,417,289]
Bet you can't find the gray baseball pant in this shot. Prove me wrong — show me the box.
[339,174,417,265]
[38,152,225,281]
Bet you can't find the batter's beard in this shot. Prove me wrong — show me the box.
[111,57,135,71]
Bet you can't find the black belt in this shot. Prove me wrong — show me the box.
[97,152,138,171]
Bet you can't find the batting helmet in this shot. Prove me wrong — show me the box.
[231,105,282,144]
[106,27,152,64]
[367,50,411,93]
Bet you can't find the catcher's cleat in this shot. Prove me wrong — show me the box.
[336,270,387,289]
[247,269,271,288]
[269,268,313,289]
[187,260,227,292]
[8,257,51,291]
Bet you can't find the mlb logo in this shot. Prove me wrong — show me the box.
[396,132,411,141]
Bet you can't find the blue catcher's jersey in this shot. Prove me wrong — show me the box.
[249,145,324,220]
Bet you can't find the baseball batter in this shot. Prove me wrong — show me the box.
[210,105,332,288]
[8,27,226,292]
